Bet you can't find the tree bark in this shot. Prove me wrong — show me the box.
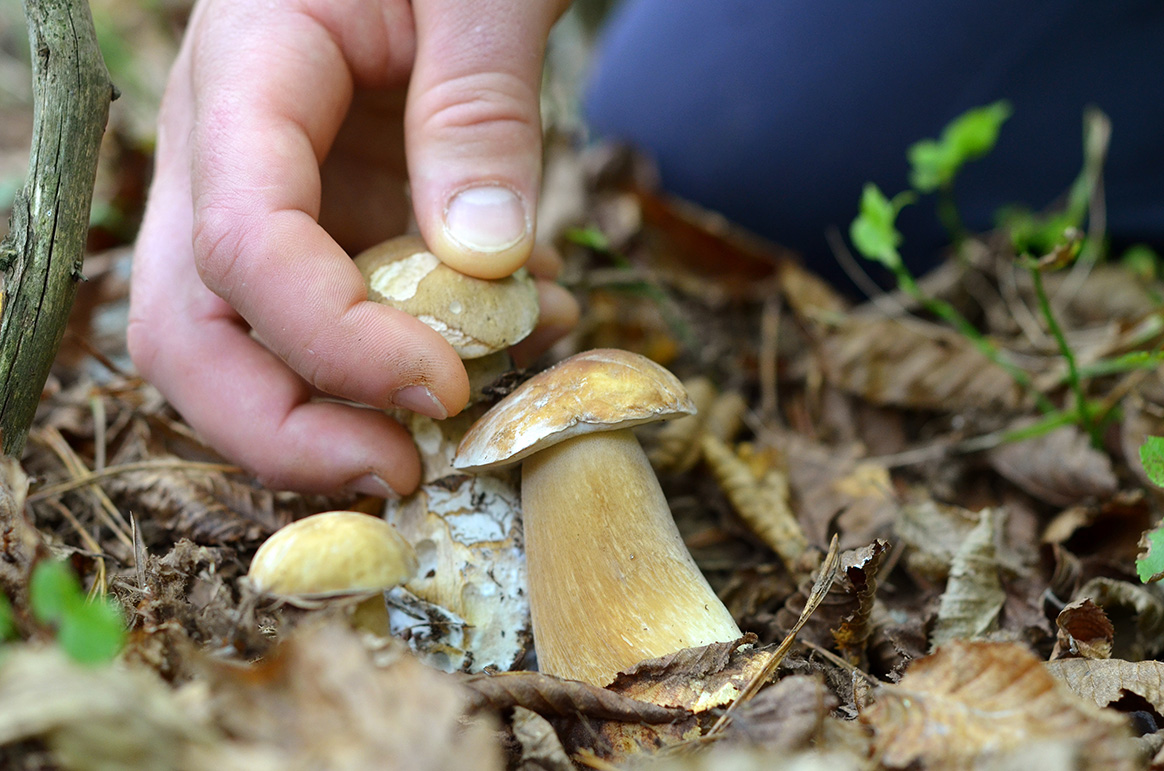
[0,0,112,457]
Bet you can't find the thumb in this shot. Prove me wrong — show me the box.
[406,0,566,280]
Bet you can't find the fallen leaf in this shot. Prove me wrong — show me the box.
[702,435,810,575]
[987,423,1118,507]
[459,671,686,724]
[814,315,1023,412]
[1047,658,1164,716]
[723,674,838,753]
[1050,598,1114,660]
[205,621,503,771]
[510,707,573,771]
[775,540,889,665]
[862,641,1136,769]
[1075,577,1164,661]
[930,509,1005,650]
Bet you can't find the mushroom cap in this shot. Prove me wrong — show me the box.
[453,349,695,472]
[354,235,539,359]
[248,510,418,597]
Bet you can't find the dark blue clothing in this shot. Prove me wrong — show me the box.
[585,1,1164,292]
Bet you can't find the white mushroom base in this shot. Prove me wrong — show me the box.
[522,429,742,686]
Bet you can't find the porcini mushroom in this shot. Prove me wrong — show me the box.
[453,349,742,686]
[354,235,540,401]
[247,510,418,636]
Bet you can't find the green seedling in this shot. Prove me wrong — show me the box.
[850,102,1154,443]
[850,182,1055,415]
[907,100,1012,243]
[29,560,125,665]
[1137,437,1164,583]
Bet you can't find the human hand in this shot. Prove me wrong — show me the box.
[128,0,575,498]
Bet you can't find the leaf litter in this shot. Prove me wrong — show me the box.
[6,7,1164,769]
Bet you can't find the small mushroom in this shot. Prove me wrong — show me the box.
[247,510,418,636]
[453,349,742,686]
[354,235,540,401]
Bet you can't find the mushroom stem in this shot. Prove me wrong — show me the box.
[350,595,391,637]
[522,429,741,686]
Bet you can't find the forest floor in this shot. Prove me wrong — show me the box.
[2,3,1164,770]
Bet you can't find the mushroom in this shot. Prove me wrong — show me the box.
[354,235,540,401]
[247,510,418,636]
[453,349,742,686]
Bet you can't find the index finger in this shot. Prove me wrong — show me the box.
[186,1,469,414]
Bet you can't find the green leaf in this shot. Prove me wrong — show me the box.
[29,561,125,665]
[1122,243,1161,282]
[1140,436,1164,488]
[0,594,15,641]
[908,101,1012,192]
[29,560,83,625]
[850,184,914,269]
[563,226,611,252]
[1137,525,1164,583]
[1138,437,1164,583]
[56,598,125,665]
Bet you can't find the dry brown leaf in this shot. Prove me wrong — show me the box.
[723,674,838,753]
[459,671,686,724]
[776,431,897,551]
[552,638,776,764]
[896,498,983,582]
[775,540,889,664]
[204,621,504,771]
[814,315,1023,412]
[1051,598,1115,660]
[987,423,1118,507]
[1076,577,1164,661]
[630,745,871,771]
[701,434,810,574]
[862,641,1136,770]
[930,509,1005,650]
[104,463,299,545]
[1047,658,1164,717]
[0,644,230,771]
[511,707,573,771]
[607,636,775,714]
[647,376,718,473]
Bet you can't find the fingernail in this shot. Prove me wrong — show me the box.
[444,185,529,253]
[392,385,448,420]
[346,473,401,500]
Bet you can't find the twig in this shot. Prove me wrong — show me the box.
[707,534,841,736]
[1,0,113,456]
[28,458,243,502]
[33,426,133,550]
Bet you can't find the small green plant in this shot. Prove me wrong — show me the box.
[850,102,1164,443]
[1137,437,1164,583]
[907,100,1012,243]
[850,178,1055,416]
[28,560,125,665]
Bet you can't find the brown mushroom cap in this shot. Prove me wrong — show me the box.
[354,235,539,359]
[453,349,696,472]
[248,510,417,598]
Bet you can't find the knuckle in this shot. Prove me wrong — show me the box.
[294,348,352,399]
[190,200,252,299]
[413,72,538,137]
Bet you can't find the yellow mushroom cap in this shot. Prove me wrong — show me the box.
[453,349,696,472]
[354,235,539,359]
[248,511,417,597]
